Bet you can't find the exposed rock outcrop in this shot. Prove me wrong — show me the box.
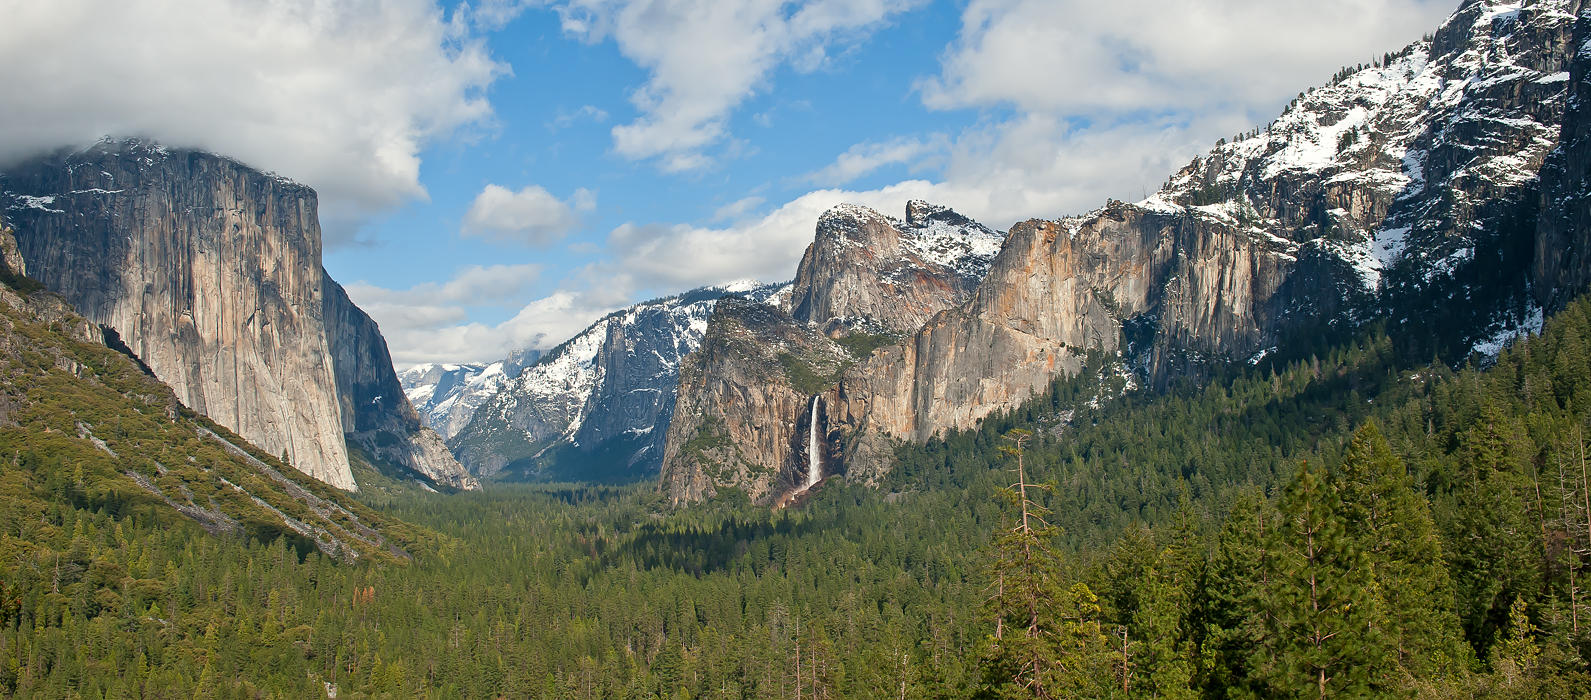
[2,140,356,490]
[787,201,1002,334]
[1,138,473,491]
[323,274,478,490]
[660,298,848,504]
[662,0,1587,504]
[0,220,24,278]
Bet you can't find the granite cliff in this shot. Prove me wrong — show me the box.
[662,0,1590,504]
[1,139,472,491]
[787,201,1002,334]
[661,202,1003,504]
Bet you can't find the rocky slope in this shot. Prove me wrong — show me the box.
[787,200,1003,334]
[399,349,543,440]
[451,281,785,481]
[1,139,472,491]
[662,0,1590,504]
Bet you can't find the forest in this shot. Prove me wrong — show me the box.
[7,296,1591,697]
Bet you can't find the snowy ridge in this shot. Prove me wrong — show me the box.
[823,200,1004,285]
[1151,0,1573,293]
[399,352,540,440]
[447,280,788,479]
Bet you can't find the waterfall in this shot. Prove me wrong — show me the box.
[806,396,821,489]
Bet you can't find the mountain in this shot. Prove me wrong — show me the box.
[661,201,1006,504]
[788,200,1004,334]
[661,0,1587,505]
[0,223,425,563]
[0,139,474,491]
[399,348,543,440]
[323,277,480,491]
[450,280,787,481]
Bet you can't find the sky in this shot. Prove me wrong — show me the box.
[0,0,1456,368]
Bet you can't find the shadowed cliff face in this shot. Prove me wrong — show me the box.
[2,140,356,490]
[322,274,478,491]
[1536,2,1591,308]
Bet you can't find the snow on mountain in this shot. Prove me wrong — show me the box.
[788,200,1006,335]
[1148,0,1574,353]
[399,349,542,440]
[447,280,789,480]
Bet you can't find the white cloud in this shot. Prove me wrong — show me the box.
[711,196,766,222]
[550,0,921,170]
[462,184,596,245]
[347,263,628,368]
[0,0,506,243]
[586,112,1245,296]
[919,0,1451,116]
[805,135,947,186]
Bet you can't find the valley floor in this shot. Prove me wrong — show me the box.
[9,299,1591,697]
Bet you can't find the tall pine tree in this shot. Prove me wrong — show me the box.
[1257,462,1389,699]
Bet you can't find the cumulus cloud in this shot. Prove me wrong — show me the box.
[462,184,595,245]
[919,0,1451,116]
[346,262,629,367]
[0,0,506,242]
[550,0,922,171]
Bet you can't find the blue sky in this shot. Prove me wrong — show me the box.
[2,0,1454,367]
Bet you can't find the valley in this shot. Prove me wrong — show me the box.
[5,0,1591,696]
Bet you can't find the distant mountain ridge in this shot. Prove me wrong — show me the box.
[400,348,543,440]
[446,280,788,482]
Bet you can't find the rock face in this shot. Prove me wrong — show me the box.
[662,0,1588,504]
[1,139,472,491]
[661,202,1006,504]
[1536,1,1591,309]
[450,281,786,481]
[0,220,24,278]
[400,349,542,440]
[323,275,478,490]
[2,140,356,490]
[660,298,850,504]
[787,201,1003,334]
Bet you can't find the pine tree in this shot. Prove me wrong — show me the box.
[1257,462,1388,699]
[1200,487,1271,698]
[1445,406,1539,656]
[978,430,1111,699]
[1332,423,1469,679]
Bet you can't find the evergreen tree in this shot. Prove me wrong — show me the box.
[1200,488,1272,699]
[978,430,1111,699]
[1332,422,1469,680]
[1257,462,1388,699]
